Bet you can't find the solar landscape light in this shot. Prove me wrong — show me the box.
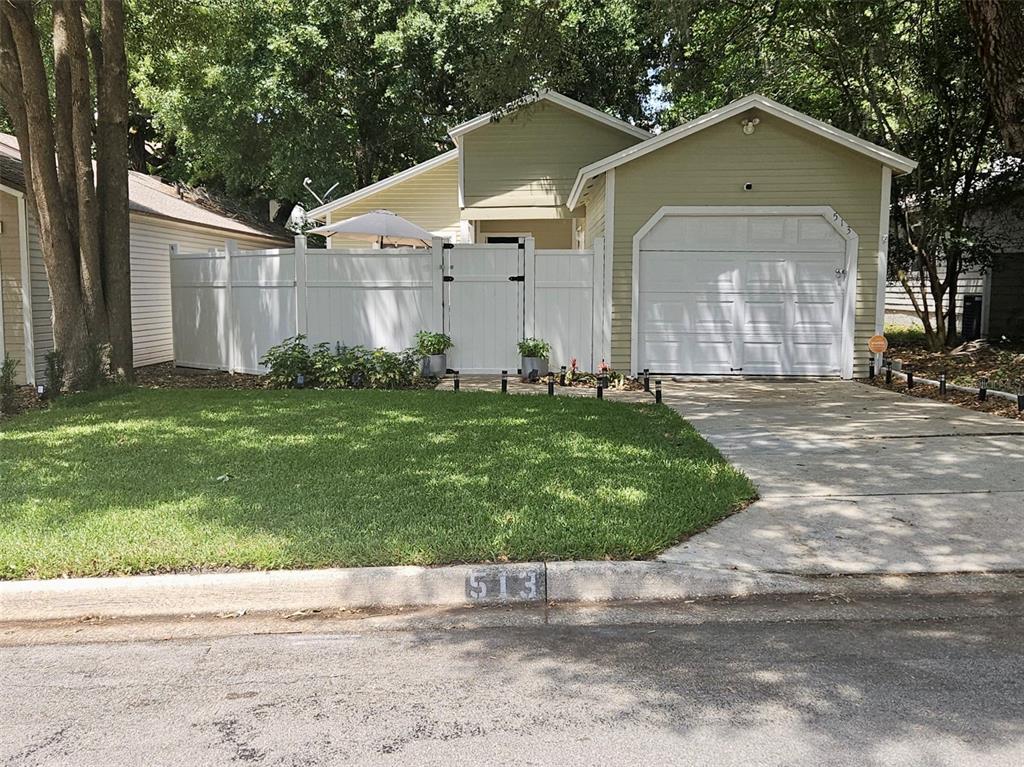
[655,379,663,404]
[978,377,988,402]
[501,370,508,394]
[938,370,947,397]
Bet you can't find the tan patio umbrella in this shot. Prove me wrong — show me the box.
[306,209,434,247]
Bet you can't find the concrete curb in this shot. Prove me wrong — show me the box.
[2,560,1023,624]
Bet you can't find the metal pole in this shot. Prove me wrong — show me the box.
[655,379,662,404]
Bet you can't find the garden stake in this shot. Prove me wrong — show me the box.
[596,383,603,399]
[938,371,947,396]
[906,366,914,389]
[655,379,662,404]
[454,371,460,392]
[559,366,566,386]
[885,359,892,385]
[978,377,988,402]
[501,370,508,394]
[644,368,650,392]
[547,373,555,396]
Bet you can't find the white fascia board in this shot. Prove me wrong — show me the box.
[567,94,917,209]
[305,149,459,221]
[447,89,650,141]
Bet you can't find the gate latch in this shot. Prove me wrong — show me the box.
[835,268,848,278]
[443,275,454,282]
[508,275,525,282]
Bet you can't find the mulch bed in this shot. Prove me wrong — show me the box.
[868,371,1024,422]
[884,339,1024,392]
[0,386,48,422]
[134,362,264,390]
[523,374,646,392]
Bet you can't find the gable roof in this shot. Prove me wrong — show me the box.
[0,133,288,241]
[567,94,917,209]
[448,89,651,141]
[305,149,458,221]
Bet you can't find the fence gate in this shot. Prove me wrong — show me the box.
[443,243,525,373]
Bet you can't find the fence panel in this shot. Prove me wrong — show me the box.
[305,247,434,353]
[533,248,595,370]
[170,247,231,371]
[229,244,298,374]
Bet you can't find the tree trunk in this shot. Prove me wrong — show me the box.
[0,4,92,379]
[93,0,133,378]
[965,0,1024,154]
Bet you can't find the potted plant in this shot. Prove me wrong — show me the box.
[518,337,551,381]
[415,331,453,377]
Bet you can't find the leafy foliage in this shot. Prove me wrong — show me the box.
[414,331,453,357]
[517,337,551,358]
[260,335,421,389]
[44,350,66,398]
[0,354,18,414]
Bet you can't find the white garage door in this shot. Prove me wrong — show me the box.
[636,213,850,376]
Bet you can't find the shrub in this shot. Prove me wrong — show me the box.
[415,331,453,357]
[517,337,551,358]
[262,337,420,390]
[45,350,66,398]
[1,353,18,414]
[76,342,110,391]
[260,335,313,388]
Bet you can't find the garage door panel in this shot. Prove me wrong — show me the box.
[638,252,740,292]
[641,295,737,333]
[793,298,841,331]
[642,336,734,374]
[641,216,747,251]
[739,336,841,376]
[742,299,786,332]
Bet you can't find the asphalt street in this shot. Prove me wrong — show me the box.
[2,594,1023,766]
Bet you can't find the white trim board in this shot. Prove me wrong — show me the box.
[628,205,859,380]
[448,89,650,141]
[875,166,892,368]
[306,149,459,221]
[568,94,917,209]
[0,181,34,385]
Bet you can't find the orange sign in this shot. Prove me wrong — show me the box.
[868,334,888,354]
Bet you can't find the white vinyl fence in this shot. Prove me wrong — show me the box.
[171,236,604,375]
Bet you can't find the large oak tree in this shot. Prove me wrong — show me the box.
[0,0,132,383]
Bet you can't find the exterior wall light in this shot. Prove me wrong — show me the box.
[742,117,760,135]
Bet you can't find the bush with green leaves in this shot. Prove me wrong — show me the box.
[414,331,453,357]
[76,342,110,391]
[1,353,18,414]
[45,350,66,398]
[517,337,551,358]
[262,336,421,389]
[260,335,313,388]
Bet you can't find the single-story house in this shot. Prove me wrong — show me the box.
[308,90,916,377]
[0,132,290,385]
[885,198,1024,340]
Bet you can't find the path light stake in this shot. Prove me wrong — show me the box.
[885,359,893,385]
[868,359,875,381]
[601,374,609,391]
[547,373,555,396]
[655,379,663,404]
[1018,381,1023,413]
[644,368,651,392]
[979,377,988,402]
[938,370,947,396]
[905,366,914,390]
[559,366,566,386]
[501,370,508,394]
[597,382,603,399]
[454,370,460,392]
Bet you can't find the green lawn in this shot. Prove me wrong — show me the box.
[0,388,755,579]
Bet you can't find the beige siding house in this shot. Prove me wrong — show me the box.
[0,134,288,385]
[306,89,916,378]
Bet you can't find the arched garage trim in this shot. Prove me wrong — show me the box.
[630,205,859,379]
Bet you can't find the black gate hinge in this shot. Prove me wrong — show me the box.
[442,243,455,250]
[508,274,525,282]
[443,275,454,282]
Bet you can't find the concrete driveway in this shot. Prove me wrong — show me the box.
[658,381,1024,575]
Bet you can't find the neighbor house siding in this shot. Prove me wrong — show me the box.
[885,269,985,318]
[583,175,607,248]
[477,218,573,249]
[0,189,26,382]
[325,157,461,246]
[609,112,884,375]
[28,211,282,380]
[462,100,642,218]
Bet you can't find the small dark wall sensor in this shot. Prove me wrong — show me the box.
[743,182,754,191]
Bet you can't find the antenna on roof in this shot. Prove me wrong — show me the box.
[303,177,339,205]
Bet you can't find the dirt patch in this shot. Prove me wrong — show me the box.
[134,362,265,390]
[868,376,1024,421]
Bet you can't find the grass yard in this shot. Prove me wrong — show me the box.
[0,388,755,580]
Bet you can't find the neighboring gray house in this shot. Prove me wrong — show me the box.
[885,198,1024,340]
[0,133,289,385]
